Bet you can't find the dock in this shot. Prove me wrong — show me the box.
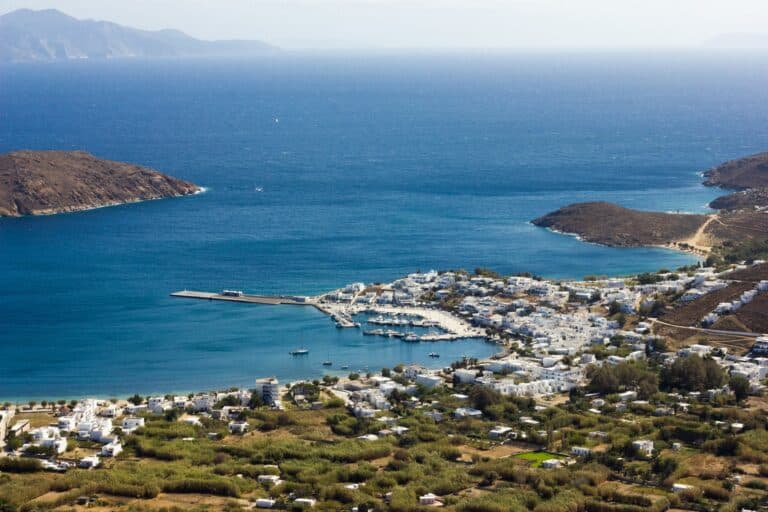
[170,290,311,306]
[170,290,361,328]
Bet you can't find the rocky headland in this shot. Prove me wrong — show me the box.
[533,151,768,254]
[0,150,200,217]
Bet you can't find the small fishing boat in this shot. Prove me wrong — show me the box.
[290,348,309,356]
[428,352,440,358]
[322,361,333,366]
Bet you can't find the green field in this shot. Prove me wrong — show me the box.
[514,451,566,467]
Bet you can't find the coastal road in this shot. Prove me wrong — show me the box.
[650,318,765,338]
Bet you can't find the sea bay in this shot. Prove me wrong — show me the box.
[2,52,768,400]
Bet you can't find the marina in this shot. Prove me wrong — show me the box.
[170,289,487,343]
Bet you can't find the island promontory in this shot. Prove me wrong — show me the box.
[0,150,200,217]
[532,151,768,255]
[532,202,709,249]
[702,151,768,189]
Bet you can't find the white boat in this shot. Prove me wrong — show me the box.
[290,348,309,356]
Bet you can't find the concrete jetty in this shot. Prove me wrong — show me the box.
[170,290,360,329]
[170,290,311,306]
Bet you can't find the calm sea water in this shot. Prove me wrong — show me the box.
[2,52,768,400]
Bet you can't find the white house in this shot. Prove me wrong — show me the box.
[415,374,443,388]
[672,483,695,493]
[101,441,123,457]
[454,407,483,419]
[632,439,654,457]
[618,391,637,402]
[258,475,281,486]
[78,456,101,469]
[571,446,593,457]
[255,498,276,509]
[419,493,440,505]
[148,397,169,414]
[121,417,145,433]
[453,369,478,384]
[489,426,513,439]
[228,421,249,434]
[192,394,215,412]
[57,416,77,432]
[31,426,68,454]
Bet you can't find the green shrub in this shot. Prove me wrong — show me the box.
[162,478,239,497]
[0,458,42,473]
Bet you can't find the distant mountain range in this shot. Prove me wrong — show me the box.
[0,9,275,62]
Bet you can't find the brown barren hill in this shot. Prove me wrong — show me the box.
[704,210,768,243]
[703,151,768,190]
[531,202,707,248]
[724,263,768,283]
[709,188,768,211]
[660,281,755,328]
[0,150,200,217]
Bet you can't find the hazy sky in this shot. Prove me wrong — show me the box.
[1,0,767,49]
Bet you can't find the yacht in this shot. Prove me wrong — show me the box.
[290,348,309,356]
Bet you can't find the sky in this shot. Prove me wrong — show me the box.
[0,0,767,49]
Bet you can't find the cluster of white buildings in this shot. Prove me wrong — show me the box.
[702,279,768,326]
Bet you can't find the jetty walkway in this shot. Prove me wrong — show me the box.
[170,290,358,328]
[170,290,311,306]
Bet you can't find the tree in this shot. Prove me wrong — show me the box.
[587,365,620,393]
[661,355,725,392]
[468,386,501,412]
[730,374,750,402]
[587,362,658,398]
[248,391,264,409]
[128,394,144,406]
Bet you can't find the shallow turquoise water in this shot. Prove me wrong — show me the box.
[1,52,767,400]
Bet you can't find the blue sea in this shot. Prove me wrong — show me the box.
[2,52,768,400]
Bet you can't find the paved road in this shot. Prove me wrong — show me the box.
[651,318,765,338]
